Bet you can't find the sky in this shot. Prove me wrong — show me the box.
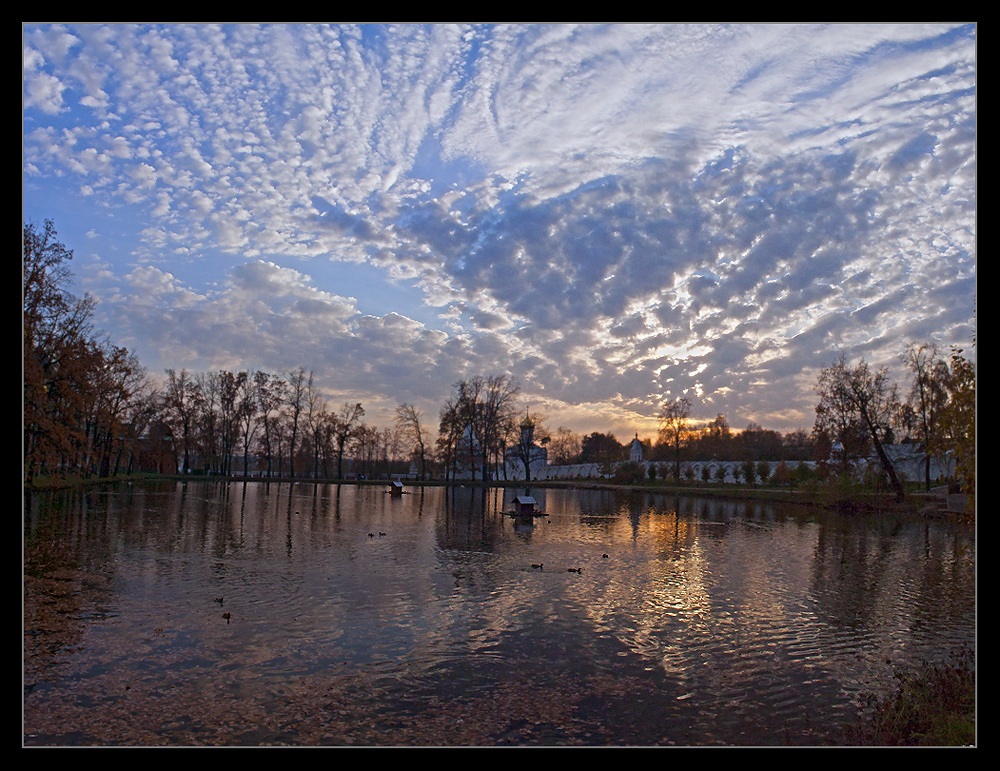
[22,22,977,442]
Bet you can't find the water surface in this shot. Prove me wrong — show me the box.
[23,481,975,746]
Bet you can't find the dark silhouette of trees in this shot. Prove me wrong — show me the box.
[580,432,624,475]
[509,408,550,484]
[332,401,365,479]
[445,374,520,483]
[932,346,975,502]
[900,342,951,491]
[548,426,583,466]
[395,402,430,479]
[658,397,692,482]
[814,353,905,501]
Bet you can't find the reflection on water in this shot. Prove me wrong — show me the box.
[23,481,975,747]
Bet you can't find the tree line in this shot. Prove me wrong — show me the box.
[24,219,975,504]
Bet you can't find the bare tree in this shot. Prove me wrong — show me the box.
[163,369,198,474]
[658,396,692,482]
[395,402,430,479]
[255,372,287,477]
[283,367,309,477]
[304,374,327,479]
[236,370,263,477]
[452,374,521,483]
[509,407,550,484]
[332,402,365,479]
[548,426,582,466]
[436,396,463,482]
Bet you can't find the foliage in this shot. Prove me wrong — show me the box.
[849,646,975,746]
[932,347,975,504]
[23,220,151,483]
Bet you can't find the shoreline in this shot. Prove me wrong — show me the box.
[24,473,966,517]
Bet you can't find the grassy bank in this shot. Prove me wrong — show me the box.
[846,645,976,746]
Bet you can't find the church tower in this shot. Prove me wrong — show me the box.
[629,432,643,463]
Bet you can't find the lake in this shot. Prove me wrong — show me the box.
[22,480,975,747]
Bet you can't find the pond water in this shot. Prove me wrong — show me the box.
[23,480,975,747]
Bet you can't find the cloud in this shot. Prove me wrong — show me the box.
[23,22,976,438]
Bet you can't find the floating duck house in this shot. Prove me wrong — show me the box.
[510,495,545,518]
[390,480,404,496]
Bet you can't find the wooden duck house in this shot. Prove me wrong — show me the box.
[513,495,537,515]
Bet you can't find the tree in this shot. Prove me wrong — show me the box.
[332,401,365,479]
[658,397,692,482]
[163,369,198,474]
[303,373,327,479]
[580,432,623,475]
[509,408,550,484]
[255,372,287,477]
[283,367,309,477]
[814,353,905,501]
[217,370,246,477]
[236,370,264,477]
[449,374,520,483]
[395,403,430,479]
[932,346,975,502]
[900,342,951,491]
[23,219,100,481]
[436,396,464,481]
[548,426,582,466]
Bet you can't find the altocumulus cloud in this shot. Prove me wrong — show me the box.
[23,22,976,438]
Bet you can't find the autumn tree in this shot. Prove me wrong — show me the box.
[814,353,905,501]
[932,346,975,503]
[23,219,100,481]
[658,397,692,482]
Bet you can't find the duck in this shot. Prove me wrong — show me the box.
[531,563,544,570]
[602,553,609,559]
[215,597,224,604]
[222,612,231,622]
[378,532,386,537]
[567,567,583,574]
[368,532,375,538]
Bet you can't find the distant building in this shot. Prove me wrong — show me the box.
[629,433,643,463]
[504,411,548,481]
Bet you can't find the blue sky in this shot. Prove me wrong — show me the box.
[22,23,976,441]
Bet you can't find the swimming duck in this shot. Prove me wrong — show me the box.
[531,563,544,569]
[567,567,583,574]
